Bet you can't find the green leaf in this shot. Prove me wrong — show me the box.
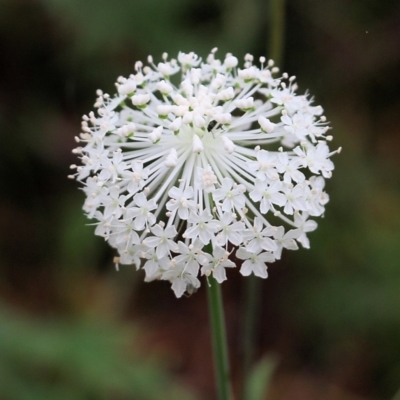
[392,388,400,400]
[243,356,276,400]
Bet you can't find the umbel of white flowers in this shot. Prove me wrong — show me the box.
[70,49,340,297]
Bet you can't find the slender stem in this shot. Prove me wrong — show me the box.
[206,276,232,400]
[269,0,286,67]
[241,275,261,390]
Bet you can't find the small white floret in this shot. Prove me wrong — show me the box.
[165,148,178,167]
[258,116,276,133]
[148,126,163,143]
[192,134,204,153]
[221,135,235,154]
[131,93,150,106]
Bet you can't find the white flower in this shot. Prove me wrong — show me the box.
[212,177,246,212]
[93,211,113,238]
[275,152,305,184]
[148,126,163,143]
[200,246,236,283]
[242,217,277,254]
[293,142,335,178]
[235,97,254,111]
[143,251,169,279]
[248,150,279,181]
[258,116,276,133]
[118,244,143,267]
[143,224,179,259]
[174,239,205,272]
[161,257,201,298]
[131,93,150,107]
[127,192,157,231]
[305,176,329,216]
[293,211,318,249]
[99,149,128,183]
[236,248,275,278]
[249,180,286,213]
[82,176,109,217]
[109,218,141,250]
[101,186,127,219]
[185,210,220,245]
[196,165,218,193]
[122,161,149,195]
[72,50,339,296]
[166,186,196,220]
[281,183,308,215]
[215,212,246,246]
[272,227,301,260]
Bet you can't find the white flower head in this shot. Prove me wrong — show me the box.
[72,50,338,297]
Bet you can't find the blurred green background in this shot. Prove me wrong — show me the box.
[0,0,399,399]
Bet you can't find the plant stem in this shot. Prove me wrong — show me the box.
[269,0,286,67]
[206,276,232,400]
[241,274,261,392]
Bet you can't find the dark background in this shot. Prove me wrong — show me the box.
[1,0,400,399]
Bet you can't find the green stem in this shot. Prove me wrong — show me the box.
[269,0,286,67]
[206,276,232,400]
[241,275,261,393]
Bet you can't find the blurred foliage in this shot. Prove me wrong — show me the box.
[0,0,400,399]
[41,0,266,59]
[0,305,196,400]
[244,355,275,400]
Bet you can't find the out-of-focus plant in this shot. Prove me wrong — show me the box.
[0,304,196,400]
[41,0,264,58]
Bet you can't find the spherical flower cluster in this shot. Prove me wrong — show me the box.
[70,49,340,297]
